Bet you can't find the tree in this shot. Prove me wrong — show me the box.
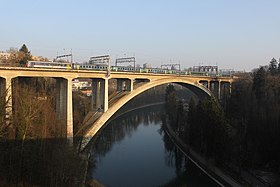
[187,97,197,145]
[166,92,178,126]
[18,44,32,66]
[268,57,278,75]
[19,44,29,54]
[278,60,280,73]
[5,45,32,66]
[176,100,185,137]
[252,67,266,102]
[165,84,175,101]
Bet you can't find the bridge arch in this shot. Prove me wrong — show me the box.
[80,77,213,150]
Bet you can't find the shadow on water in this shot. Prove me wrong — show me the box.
[87,105,220,187]
[87,105,164,168]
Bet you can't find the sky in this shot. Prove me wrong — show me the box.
[1,0,280,71]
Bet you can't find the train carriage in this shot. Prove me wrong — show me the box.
[27,61,71,69]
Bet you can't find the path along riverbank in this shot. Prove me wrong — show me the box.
[164,121,243,187]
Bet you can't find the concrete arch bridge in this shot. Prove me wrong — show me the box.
[74,72,235,151]
[0,67,235,150]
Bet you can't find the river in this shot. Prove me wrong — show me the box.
[87,105,220,187]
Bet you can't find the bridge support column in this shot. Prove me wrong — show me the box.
[91,79,97,111]
[117,79,133,91]
[104,78,108,112]
[0,78,5,114]
[55,77,74,141]
[124,79,133,91]
[210,81,220,99]
[229,82,232,95]
[56,78,67,138]
[1,76,14,125]
[92,78,108,112]
[220,81,231,100]
[117,79,123,92]
[66,78,73,141]
[129,79,133,91]
[218,80,221,100]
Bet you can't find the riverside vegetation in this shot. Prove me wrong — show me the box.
[0,44,88,186]
[164,58,280,186]
[0,77,87,187]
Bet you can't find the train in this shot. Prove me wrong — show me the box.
[26,60,230,77]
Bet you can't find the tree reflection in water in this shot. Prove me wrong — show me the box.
[88,105,164,172]
[87,104,219,187]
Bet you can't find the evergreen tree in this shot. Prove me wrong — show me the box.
[165,84,175,101]
[278,60,280,73]
[187,97,196,144]
[166,92,178,126]
[252,67,266,102]
[19,44,29,54]
[268,57,278,75]
[176,100,185,136]
[19,44,32,66]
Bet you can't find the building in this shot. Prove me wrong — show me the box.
[0,51,10,62]
[72,79,92,96]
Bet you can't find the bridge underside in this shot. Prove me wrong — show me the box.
[77,78,215,151]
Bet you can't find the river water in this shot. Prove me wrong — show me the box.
[87,105,220,187]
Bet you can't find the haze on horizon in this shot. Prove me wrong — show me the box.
[1,0,280,72]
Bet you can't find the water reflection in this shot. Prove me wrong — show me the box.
[89,105,163,158]
[87,105,219,187]
[160,126,219,187]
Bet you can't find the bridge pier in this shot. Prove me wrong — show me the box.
[218,80,221,100]
[91,78,109,112]
[209,81,221,99]
[55,77,74,141]
[56,78,67,137]
[66,78,73,140]
[200,79,232,100]
[117,79,123,91]
[220,81,231,100]
[0,76,14,126]
[117,78,133,91]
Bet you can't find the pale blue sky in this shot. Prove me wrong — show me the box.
[1,0,280,71]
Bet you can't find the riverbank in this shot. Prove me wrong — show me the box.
[163,121,243,187]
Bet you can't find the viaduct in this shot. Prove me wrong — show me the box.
[0,67,235,150]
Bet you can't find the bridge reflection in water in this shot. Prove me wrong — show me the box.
[87,105,219,187]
